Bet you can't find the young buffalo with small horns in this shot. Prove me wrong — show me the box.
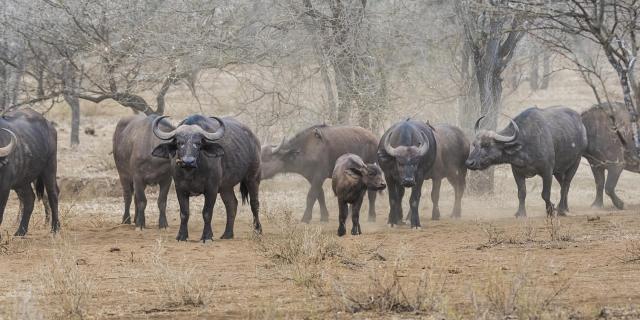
[332,154,386,236]
[151,115,262,242]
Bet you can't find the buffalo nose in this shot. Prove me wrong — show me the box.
[180,156,197,168]
[401,178,415,188]
[465,159,476,168]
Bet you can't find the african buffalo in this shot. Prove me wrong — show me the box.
[261,125,379,223]
[466,107,587,217]
[0,108,59,236]
[113,115,174,229]
[377,119,438,228]
[582,102,639,209]
[332,154,386,236]
[152,115,262,242]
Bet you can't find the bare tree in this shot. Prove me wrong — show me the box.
[456,0,526,193]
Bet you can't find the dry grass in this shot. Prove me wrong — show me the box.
[149,239,214,308]
[620,240,640,264]
[331,250,449,317]
[254,209,342,289]
[38,237,95,319]
[546,215,574,243]
[471,259,572,320]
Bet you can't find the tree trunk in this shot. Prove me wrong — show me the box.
[529,47,540,91]
[333,58,354,125]
[63,63,81,146]
[541,50,551,89]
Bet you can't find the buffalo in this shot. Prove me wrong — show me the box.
[113,115,175,229]
[377,119,438,228]
[466,107,587,216]
[0,108,59,236]
[582,102,639,209]
[261,125,379,223]
[152,115,262,242]
[332,153,386,236]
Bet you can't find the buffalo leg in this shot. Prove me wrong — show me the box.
[43,166,59,233]
[589,165,605,209]
[42,187,52,225]
[219,190,236,240]
[367,189,377,222]
[351,193,365,235]
[0,188,9,228]
[202,190,218,242]
[541,171,555,216]
[513,170,527,217]
[157,178,171,229]
[553,172,566,214]
[431,179,441,220]
[396,184,406,224]
[450,173,465,218]
[317,187,330,222]
[337,199,349,236]
[558,159,580,216]
[133,179,147,229]
[16,190,25,224]
[176,192,190,241]
[408,179,424,228]
[14,186,35,236]
[120,177,134,224]
[301,178,322,223]
[386,177,404,226]
[605,165,624,209]
[246,180,262,234]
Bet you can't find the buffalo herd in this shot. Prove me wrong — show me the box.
[0,103,637,239]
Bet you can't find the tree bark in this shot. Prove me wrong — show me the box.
[63,63,81,146]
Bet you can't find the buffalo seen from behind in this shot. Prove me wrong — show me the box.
[0,108,59,237]
[261,125,380,223]
[378,120,468,228]
[582,102,639,210]
[332,153,386,236]
[113,115,174,229]
[152,115,262,242]
[466,107,587,217]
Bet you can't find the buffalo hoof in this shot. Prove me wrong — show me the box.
[431,215,440,221]
[450,214,461,219]
[122,216,132,224]
[159,221,169,229]
[300,216,312,224]
[590,200,604,209]
[557,211,568,217]
[612,198,625,210]
[14,229,27,237]
[338,224,346,236]
[176,232,188,241]
[515,211,527,218]
[411,226,422,230]
[220,232,234,240]
[253,223,263,235]
[351,224,362,235]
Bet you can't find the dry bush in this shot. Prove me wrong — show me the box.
[0,285,43,320]
[546,215,574,243]
[149,239,214,308]
[471,260,571,320]
[253,209,342,289]
[331,250,449,317]
[620,240,640,264]
[39,237,95,319]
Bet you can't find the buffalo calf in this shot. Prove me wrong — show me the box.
[332,154,386,236]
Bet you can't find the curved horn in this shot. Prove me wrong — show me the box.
[0,128,16,158]
[198,116,225,141]
[152,116,177,140]
[271,136,286,154]
[474,115,486,133]
[493,117,519,143]
[383,134,400,157]
[415,130,430,156]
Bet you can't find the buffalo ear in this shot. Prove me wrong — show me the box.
[152,142,176,159]
[377,150,391,162]
[503,141,522,155]
[346,167,363,179]
[202,142,225,158]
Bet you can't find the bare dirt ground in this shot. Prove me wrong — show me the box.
[2,74,640,319]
